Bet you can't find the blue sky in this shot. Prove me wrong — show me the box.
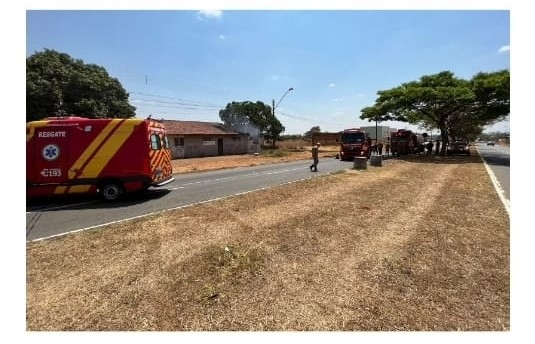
[26,9,510,135]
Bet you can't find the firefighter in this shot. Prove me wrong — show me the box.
[310,142,320,172]
[385,138,390,155]
[377,141,383,155]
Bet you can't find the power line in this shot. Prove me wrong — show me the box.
[277,111,332,125]
[130,89,322,125]
[130,97,222,110]
[129,91,225,108]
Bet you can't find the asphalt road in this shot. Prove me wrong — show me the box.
[476,142,510,204]
[26,145,510,242]
[26,157,355,241]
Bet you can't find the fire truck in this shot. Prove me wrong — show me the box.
[26,116,175,201]
[338,128,371,161]
[390,129,424,156]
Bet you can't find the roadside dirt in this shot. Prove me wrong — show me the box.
[26,148,510,331]
[170,147,338,174]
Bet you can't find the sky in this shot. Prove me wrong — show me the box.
[24,7,511,135]
[6,1,534,343]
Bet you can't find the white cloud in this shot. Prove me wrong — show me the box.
[498,45,510,54]
[198,10,222,20]
[219,34,227,40]
[328,83,336,88]
[332,97,344,102]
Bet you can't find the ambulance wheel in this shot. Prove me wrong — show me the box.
[100,181,123,201]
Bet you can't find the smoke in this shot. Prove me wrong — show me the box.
[229,122,261,141]
[226,121,262,154]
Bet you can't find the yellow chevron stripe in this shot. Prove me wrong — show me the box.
[54,185,91,195]
[80,120,140,178]
[26,121,50,142]
[67,185,91,193]
[53,186,68,194]
[67,120,124,179]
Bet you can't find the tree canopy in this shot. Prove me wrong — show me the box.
[360,70,509,152]
[304,126,321,138]
[219,101,284,142]
[26,49,136,122]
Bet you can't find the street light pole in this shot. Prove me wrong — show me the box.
[272,87,293,149]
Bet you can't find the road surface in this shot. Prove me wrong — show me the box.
[26,157,354,241]
[476,142,510,205]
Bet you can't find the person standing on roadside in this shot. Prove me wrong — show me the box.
[377,141,383,155]
[435,139,441,155]
[385,138,390,156]
[310,142,320,172]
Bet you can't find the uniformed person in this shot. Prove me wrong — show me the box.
[310,142,320,172]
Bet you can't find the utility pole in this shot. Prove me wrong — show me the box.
[375,118,378,144]
[272,87,293,149]
[272,98,276,149]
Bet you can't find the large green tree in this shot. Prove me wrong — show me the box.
[26,49,136,122]
[219,101,284,143]
[360,70,509,154]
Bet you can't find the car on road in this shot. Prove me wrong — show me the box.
[447,141,470,156]
[487,141,495,146]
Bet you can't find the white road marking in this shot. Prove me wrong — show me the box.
[28,169,341,243]
[477,146,510,217]
[174,166,305,187]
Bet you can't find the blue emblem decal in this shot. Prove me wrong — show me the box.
[42,144,60,161]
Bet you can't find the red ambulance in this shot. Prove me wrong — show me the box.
[26,116,175,201]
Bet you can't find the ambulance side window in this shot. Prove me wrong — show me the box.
[163,135,171,149]
[150,134,162,150]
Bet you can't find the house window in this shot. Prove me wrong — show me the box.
[202,137,215,146]
[174,137,184,147]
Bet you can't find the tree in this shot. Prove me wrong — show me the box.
[360,70,509,154]
[219,101,284,143]
[304,126,321,138]
[26,49,136,122]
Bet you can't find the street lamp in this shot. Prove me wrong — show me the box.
[272,87,294,149]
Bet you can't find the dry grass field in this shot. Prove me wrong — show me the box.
[26,146,510,331]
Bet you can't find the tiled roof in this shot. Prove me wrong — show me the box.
[162,120,239,136]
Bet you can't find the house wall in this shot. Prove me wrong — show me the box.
[310,132,341,146]
[168,134,250,159]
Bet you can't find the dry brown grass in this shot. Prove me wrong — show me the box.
[26,149,509,331]
[170,145,339,174]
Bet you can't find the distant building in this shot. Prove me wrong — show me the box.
[310,132,340,146]
[360,126,393,143]
[163,120,263,159]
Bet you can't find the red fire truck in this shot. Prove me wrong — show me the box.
[26,116,175,201]
[338,128,371,161]
[390,129,424,156]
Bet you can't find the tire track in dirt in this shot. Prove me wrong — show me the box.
[211,160,458,330]
[221,160,416,236]
[356,163,457,261]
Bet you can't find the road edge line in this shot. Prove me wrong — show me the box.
[477,146,510,217]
